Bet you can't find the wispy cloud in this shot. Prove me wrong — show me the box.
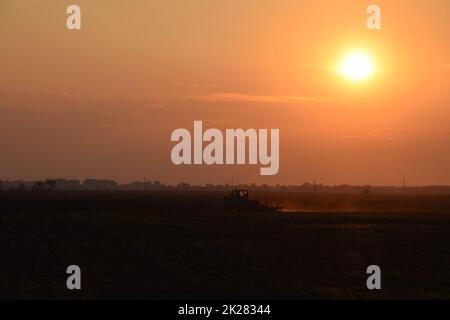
[292,131,370,140]
[187,92,330,104]
[440,63,450,69]
[291,127,450,142]
[368,127,450,142]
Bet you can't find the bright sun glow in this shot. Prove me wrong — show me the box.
[339,52,374,81]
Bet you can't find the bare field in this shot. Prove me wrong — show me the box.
[1,191,450,299]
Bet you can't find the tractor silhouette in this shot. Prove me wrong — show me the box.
[224,189,282,212]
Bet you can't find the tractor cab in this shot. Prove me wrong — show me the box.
[224,189,249,212]
[224,188,283,213]
[231,189,248,200]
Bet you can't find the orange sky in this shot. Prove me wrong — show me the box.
[0,0,449,185]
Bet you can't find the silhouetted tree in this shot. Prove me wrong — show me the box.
[45,179,56,191]
[18,183,25,191]
[177,182,190,189]
[32,181,45,191]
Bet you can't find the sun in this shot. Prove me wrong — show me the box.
[339,51,374,81]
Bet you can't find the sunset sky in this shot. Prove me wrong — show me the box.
[1,0,449,185]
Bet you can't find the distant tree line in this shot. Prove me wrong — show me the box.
[2,178,450,194]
